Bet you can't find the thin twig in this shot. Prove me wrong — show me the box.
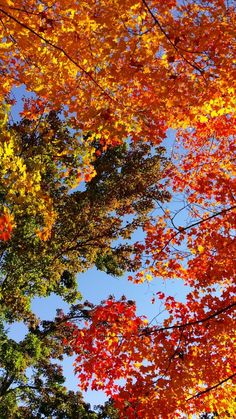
[156,204,236,256]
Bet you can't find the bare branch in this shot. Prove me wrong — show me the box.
[156,204,236,256]
[141,301,236,335]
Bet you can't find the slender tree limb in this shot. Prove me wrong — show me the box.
[141,0,204,74]
[186,373,236,401]
[0,4,39,16]
[141,301,236,334]
[41,301,235,338]
[0,8,115,103]
[156,204,236,256]
[0,373,15,397]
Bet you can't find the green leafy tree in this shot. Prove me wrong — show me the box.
[0,112,170,322]
[96,400,120,419]
[0,312,99,418]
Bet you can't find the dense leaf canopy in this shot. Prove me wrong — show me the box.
[0,0,235,418]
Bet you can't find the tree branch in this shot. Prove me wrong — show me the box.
[186,373,236,401]
[141,0,204,74]
[141,301,236,335]
[0,7,115,103]
[156,204,236,256]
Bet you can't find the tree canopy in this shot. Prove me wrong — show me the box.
[0,0,235,418]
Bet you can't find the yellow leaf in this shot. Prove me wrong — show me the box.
[146,274,153,281]
[199,115,208,123]
[197,245,204,253]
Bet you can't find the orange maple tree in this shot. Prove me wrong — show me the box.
[0,0,235,417]
[67,295,235,418]
[68,118,236,413]
[0,0,235,143]
[68,117,236,415]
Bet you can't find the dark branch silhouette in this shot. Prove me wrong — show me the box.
[186,373,236,401]
[141,0,204,74]
[141,301,236,334]
[0,7,115,103]
[156,204,236,256]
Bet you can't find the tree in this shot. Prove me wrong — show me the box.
[0,0,234,144]
[0,312,100,418]
[67,294,236,418]
[0,0,235,418]
[96,400,120,419]
[69,116,236,416]
[0,109,170,321]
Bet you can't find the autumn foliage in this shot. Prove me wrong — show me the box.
[0,0,235,418]
[67,296,236,418]
[0,210,14,241]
